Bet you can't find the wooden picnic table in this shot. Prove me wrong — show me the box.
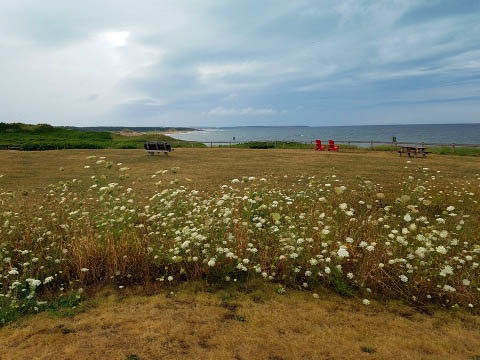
[398,145,429,158]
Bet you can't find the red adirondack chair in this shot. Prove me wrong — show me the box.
[315,139,326,151]
[328,140,339,151]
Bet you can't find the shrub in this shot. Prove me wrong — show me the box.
[247,142,275,149]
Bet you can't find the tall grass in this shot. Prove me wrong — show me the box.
[429,146,480,156]
[227,141,314,149]
[0,157,479,325]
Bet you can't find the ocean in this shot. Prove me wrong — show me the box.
[166,124,480,145]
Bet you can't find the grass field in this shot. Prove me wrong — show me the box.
[1,148,480,359]
[1,148,479,194]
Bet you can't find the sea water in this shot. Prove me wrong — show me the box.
[166,124,480,145]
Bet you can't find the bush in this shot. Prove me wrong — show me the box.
[20,142,105,151]
[429,146,480,156]
[247,142,275,149]
[112,142,139,149]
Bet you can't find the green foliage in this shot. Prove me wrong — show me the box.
[248,142,275,149]
[0,122,113,149]
[328,268,353,297]
[45,294,84,317]
[0,293,83,327]
[370,145,398,151]
[225,141,313,149]
[429,146,480,156]
[224,140,480,156]
[0,296,38,326]
[20,142,105,151]
[125,355,141,360]
[337,144,360,150]
[0,122,205,150]
[371,144,480,156]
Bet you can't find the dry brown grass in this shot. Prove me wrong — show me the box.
[1,284,479,360]
[1,148,479,196]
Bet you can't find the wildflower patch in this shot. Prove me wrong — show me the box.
[0,158,479,325]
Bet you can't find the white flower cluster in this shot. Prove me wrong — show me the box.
[0,159,478,319]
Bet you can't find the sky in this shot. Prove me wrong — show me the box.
[1,0,480,127]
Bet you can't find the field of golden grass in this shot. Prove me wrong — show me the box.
[1,147,479,194]
[1,148,479,360]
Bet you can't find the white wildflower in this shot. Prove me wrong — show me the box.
[337,247,349,258]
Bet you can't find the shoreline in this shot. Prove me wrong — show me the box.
[163,129,202,138]
[159,124,480,146]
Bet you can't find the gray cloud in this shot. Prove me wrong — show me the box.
[0,1,479,127]
[86,94,99,102]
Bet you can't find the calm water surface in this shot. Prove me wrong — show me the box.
[167,124,480,145]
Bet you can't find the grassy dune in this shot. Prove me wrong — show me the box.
[1,148,480,359]
[0,123,203,150]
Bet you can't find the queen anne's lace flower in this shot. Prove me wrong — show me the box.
[337,247,349,258]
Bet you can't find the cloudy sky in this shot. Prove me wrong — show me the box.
[1,0,480,127]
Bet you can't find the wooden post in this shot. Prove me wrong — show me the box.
[452,143,456,152]
[370,140,373,150]
[210,141,213,148]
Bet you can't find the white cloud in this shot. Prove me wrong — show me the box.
[0,27,162,122]
[100,31,130,47]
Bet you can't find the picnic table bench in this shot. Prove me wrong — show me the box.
[398,145,429,158]
[144,142,173,156]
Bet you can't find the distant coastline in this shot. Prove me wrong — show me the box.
[62,126,201,133]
